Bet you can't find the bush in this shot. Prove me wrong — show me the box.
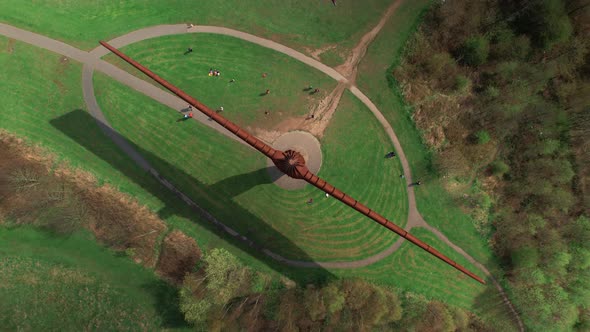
[454,75,471,92]
[518,0,573,49]
[490,160,510,176]
[475,130,491,144]
[460,36,489,66]
[484,86,500,98]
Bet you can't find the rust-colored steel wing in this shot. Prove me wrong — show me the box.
[99,41,486,285]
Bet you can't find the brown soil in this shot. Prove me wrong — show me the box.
[5,38,15,53]
[304,44,337,61]
[156,230,201,284]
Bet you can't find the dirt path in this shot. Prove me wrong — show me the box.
[335,0,403,83]
[0,20,523,331]
[267,0,404,139]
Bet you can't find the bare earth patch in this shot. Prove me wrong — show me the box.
[304,44,337,61]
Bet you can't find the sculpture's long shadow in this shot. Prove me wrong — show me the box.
[50,110,334,286]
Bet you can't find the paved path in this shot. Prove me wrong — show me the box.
[0,22,523,331]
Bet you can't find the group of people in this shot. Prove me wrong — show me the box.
[208,68,221,77]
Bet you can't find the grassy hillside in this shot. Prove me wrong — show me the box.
[0,0,392,52]
[0,0,500,318]
[0,227,186,330]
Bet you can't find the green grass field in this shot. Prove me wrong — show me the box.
[0,0,392,52]
[0,35,304,281]
[93,67,407,261]
[103,33,338,129]
[343,227,484,304]
[0,226,187,330]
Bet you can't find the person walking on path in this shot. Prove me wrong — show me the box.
[178,111,193,122]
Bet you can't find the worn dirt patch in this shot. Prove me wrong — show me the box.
[304,44,338,61]
[335,0,403,83]
[5,38,15,54]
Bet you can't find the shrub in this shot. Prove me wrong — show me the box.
[460,36,489,66]
[454,75,471,92]
[490,160,510,176]
[475,130,491,144]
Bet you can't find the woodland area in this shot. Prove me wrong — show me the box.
[395,0,590,330]
[178,248,494,332]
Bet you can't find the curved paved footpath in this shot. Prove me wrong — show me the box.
[0,22,523,330]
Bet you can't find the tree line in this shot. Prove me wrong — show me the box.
[394,0,590,330]
[179,248,494,331]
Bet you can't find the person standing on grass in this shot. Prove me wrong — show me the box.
[332,0,337,6]
[265,89,270,95]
